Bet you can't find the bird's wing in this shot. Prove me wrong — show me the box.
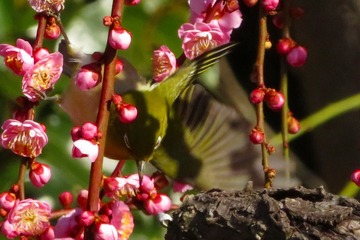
[152,84,268,190]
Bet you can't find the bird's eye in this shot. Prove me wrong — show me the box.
[154,136,162,150]
[124,134,131,149]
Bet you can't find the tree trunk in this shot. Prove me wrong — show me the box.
[165,185,360,240]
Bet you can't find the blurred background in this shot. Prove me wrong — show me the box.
[0,0,360,239]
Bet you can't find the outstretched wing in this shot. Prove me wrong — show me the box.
[152,84,265,190]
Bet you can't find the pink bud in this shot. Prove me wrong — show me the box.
[39,227,55,240]
[0,192,16,211]
[272,12,284,29]
[225,0,239,13]
[243,0,258,7]
[249,88,265,104]
[118,103,138,124]
[276,38,294,55]
[115,59,124,75]
[112,94,123,106]
[145,194,172,215]
[29,162,52,188]
[45,18,61,40]
[265,90,285,111]
[94,223,118,240]
[1,220,18,239]
[33,48,50,62]
[261,0,279,11]
[173,181,193,193]
[75,63,102,91]
[125,0,141,5]
[71,126,82,141]
[80,122,98,140]
[286,45,307,67]
[77,190,89,210]
[103,16,113,26]
[109,27,132,50]
[59,192,73,209]
[72,139,99,162]
[78,211,95,227]
[249,128,264,144]
[288,116,301,134]
[351,170,360,187]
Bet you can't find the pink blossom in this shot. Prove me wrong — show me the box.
[0,39,34,76]
[178,22,229,59]
[22,52,63,102]
[109,28,132,50]
[144,194,172,215]
[1,220,18,239]
[28,0,65,13]
[111,201,134,240]
[95,224,118,240]
[72,139,99,162]
[75,63,102,91]
[29,162,52,188]
[54,208,82,238]
[6,199,51,236]
[1,119,48,158]
[173,181,194,193]
[152,45,177,82]
[188,0,242,35]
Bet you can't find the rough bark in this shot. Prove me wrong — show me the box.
[165,185,360,240]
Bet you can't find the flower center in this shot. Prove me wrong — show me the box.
[32,67,53,90]
[13,206,49,236]
[5,54,23,73]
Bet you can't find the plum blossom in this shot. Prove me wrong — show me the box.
[5,199,51,237]
[110,201,134,240]
[0,39,34,76]
[29,162,52,188]
[152,45,177,82]
[95,223,118,240]
[178,22,229,59]
[1,119,48,158]
[22,52,63,102]
[189,0,242,35]
[28,0,65,14]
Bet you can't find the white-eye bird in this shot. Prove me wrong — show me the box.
[59,41,308,190]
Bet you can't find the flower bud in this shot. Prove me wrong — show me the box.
[29,162,52,188]
[103,16,113,26]
[145,194,172,215]
[249,88,265,104]
[115,59,124,75]
[243,0,258,7]
[39,227,55,240]
[351,170,360,187]
[77,190,89,210]
[288,116,301,134]
[81,122,98,140]
[59,192,73,209]
[118,103,138,124]
[78,211,95,227]
[276,38,294,55]
[286,45,307,67]
[33,48,50,62]
[71,126,82,141]
[261,0,279,11]
[265,90,285,111]
[249,128,264,144]
[0,192,16,211]
[75,63,102,90]
[45,18,61,40]
[109,27,132,50]
[125,0,141,5]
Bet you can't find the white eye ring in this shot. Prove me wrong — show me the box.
[124,134,131,149]
[154,136,162,150]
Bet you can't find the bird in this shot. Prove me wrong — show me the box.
[58,40,303,190]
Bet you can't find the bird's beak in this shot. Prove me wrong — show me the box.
[136,160,147,186]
